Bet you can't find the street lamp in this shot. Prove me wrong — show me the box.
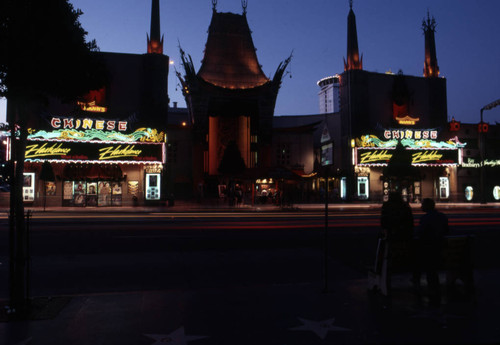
[479,98,500,204]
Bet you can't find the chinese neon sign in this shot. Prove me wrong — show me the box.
[383,129,437,140]
[355,134,466,150]
[50,117,127,131]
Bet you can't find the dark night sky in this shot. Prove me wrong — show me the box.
[1,0,499,124]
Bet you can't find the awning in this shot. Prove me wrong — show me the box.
[63,164,123,180]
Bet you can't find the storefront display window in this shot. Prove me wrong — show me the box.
[61,180,124,207]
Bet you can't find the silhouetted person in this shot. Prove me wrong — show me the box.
[381,191,414,243]
[414,198,450,306]
[380,191,414,293]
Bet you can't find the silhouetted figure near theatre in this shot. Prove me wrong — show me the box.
[379,191,414,293]
[413,198,450,306]
[381,192,414,243]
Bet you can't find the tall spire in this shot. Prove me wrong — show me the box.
[242,0,248,15]
[422,11,439,77]
[147,0,164,54]
[343,0,363,71]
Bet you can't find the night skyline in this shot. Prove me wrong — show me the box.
[1,0,499,124]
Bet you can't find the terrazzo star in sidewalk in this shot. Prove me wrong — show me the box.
[289,317,351,340]
[144,327,209,345]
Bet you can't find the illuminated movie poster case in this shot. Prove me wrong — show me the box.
[145,173,161,200]
[23,172,35,202]
[86,182,98,207]
[98,181,112,206]
[63,181,73,206]
[73,181,86,206]
[45,181,56,196]
[111,182,122,206]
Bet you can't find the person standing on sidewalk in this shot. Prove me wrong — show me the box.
[414,198,450,306]
[381,191,414,243]
[379,191,414,293]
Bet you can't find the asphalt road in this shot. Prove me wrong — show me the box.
[1,209,499,299]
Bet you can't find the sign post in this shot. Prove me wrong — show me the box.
[320,123,333,293]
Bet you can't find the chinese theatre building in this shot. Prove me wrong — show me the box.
[14,0,169,207]
[337,5,464,202]
[176,0,291,196]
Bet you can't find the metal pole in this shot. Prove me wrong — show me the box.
[26,210,31,304]
[323,167,329,293]
[8,110,17,313]
[480,109,486,204]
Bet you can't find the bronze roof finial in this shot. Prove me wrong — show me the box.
[242,0,248,14]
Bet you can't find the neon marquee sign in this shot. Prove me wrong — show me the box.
[25,142,72,159]
[24,140,164,163]
[356,148,458,166]
[99,145,142,160]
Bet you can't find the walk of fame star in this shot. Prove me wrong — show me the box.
[289,317,351,339]
[14,337,33,345]
[144,327,208,345]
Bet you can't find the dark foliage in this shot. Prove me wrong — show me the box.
[0,0,106,104]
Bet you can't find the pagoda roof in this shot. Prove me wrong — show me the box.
[197,11,269,89]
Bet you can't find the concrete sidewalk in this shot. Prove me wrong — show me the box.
[1,261,499,344]
[1,202,500,344]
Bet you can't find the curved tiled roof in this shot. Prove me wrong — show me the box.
[198,11,269,89]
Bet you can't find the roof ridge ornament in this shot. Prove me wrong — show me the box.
[212,0,217,12]
[242,0,248,14]
[422,9,436,32]
[349,0,353,10]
